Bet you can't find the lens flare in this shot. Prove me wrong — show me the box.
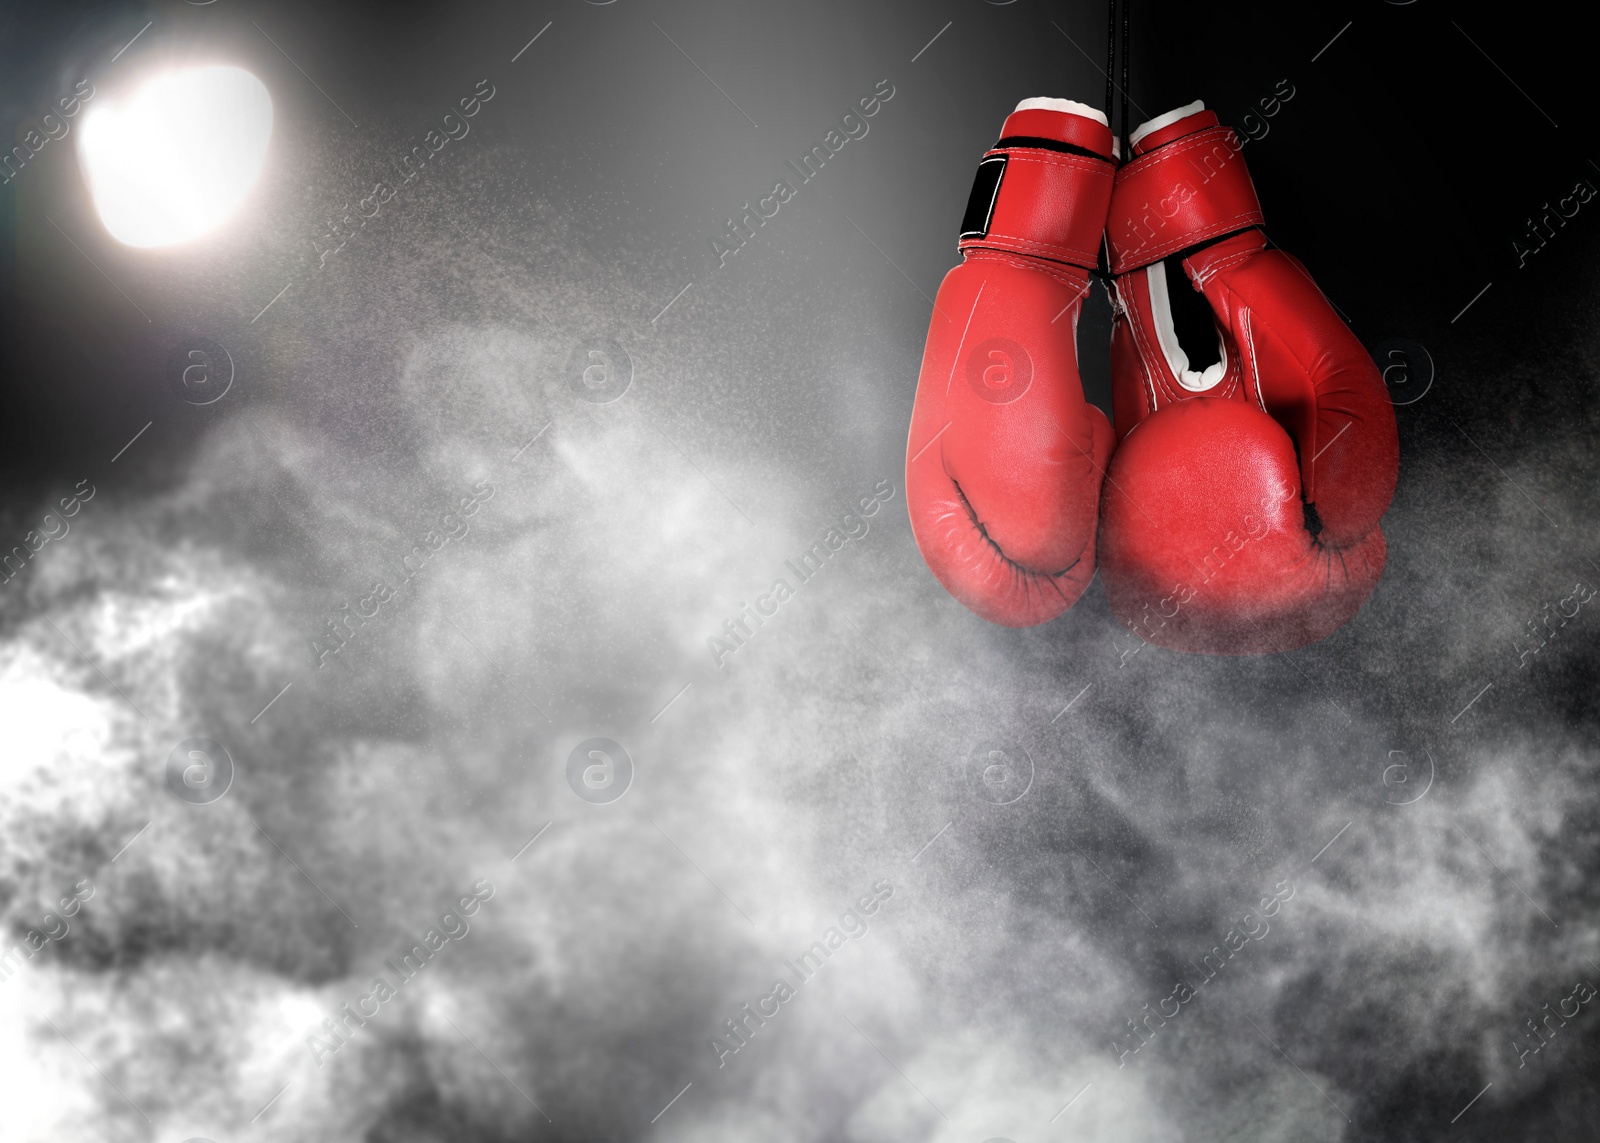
[77,64,272,248]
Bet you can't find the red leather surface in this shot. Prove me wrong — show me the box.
[1100,115,1399,653]
[1183,234,1398,543]
[1100,399,1386,653]
[907,251,1112,626]
[1131,108,1218,156]
[961,147,1115,269]
[1106,125,1264,274]
[1000,107,1115,158]
[909,102,1118,626]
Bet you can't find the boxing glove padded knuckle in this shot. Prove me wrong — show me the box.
[1101,107,1399,653]
[908,103,1118,626]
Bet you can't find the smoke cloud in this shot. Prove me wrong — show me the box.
[3,78,1599,1143]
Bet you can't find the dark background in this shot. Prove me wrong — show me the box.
[3,0,1593,485]
[1,2,1596,1142]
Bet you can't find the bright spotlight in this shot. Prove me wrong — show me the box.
[77,64,272,249]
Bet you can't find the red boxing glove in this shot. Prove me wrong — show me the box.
[906,98,1116,627]
[1099,102,1398,654]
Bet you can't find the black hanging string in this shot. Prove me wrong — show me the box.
[1097,0,1131,283]
[1104,0,1117,133]
[1096,0,1122,282]
[1103,0,1131,156]
[1119,0,1130,158]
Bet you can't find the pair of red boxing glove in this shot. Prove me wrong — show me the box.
[905,98,1398,653]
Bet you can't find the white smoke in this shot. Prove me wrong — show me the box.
[2,133,1598,1143]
